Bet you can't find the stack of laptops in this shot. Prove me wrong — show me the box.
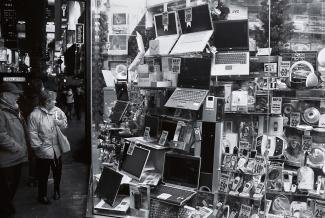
[151,152,201,206]
[211,19,250,76]
[145,11,180,56]
[170,4,213,55]
[164,58,211,110]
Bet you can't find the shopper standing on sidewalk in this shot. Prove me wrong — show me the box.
[0,82,28,218]
[65,88,74,120]
[28,90,68,204]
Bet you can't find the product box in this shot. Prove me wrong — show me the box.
[224,84,232,112]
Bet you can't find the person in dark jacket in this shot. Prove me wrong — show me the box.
[0,82,28,218]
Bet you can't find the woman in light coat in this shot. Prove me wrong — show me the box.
[28,90,67,204]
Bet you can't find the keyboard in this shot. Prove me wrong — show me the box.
[170,89,207,103]
[215,52,247,65]
[149,199,179,218]
[152,185,195,199]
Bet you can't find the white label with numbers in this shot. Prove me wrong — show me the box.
[319,114,325,128]
[271,97,282,114]
[290,112,300,127]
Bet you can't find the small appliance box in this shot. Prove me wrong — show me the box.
[224,84,232,112]
[137,64,150,86]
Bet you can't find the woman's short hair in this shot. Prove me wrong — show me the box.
[39,90,57,106]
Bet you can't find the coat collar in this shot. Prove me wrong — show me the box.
[38,106,56,115]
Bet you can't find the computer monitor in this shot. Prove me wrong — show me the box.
[177,58,211,89]
[120,145,150,180]
[95,167,123,206]
[163,153,201,188]
[109,100,129,123]
[213,19,249,51]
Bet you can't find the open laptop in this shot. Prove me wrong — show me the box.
[211,19,250,76]
[109,100,129,123]
[151,152,201,206]
[95,167,123,206]
[119,144,150,180]
[145,11,179,56]
[164,58,211,110]
[170,4,213,55]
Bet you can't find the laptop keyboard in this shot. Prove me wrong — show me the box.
[215,52,247,64]
[152,185,194,199]
[170,89,207,103]
[149,199,179,218]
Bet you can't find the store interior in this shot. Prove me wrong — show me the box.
[88,0,325,217]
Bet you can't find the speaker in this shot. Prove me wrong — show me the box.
[202,96,224,122]
[200,122,223,192]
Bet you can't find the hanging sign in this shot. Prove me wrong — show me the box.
[75,23,84,44]
[162,3,168,31]
[185,8,192,27]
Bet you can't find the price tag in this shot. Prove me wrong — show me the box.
[172,58,181,74]
[264,63,277,74]
[290,112,300,127]
[238,204,251,218]
[162,12,169,31]
[302,135,312,151]
[239,141,250,150]
[320,100,325,109]
[127,142,136,155]
[318,114,325,128]
[271,97,282,114]
[158,130,168,146]
[143,127,150,140]
[185,8,192,27]
[279,61,291,77]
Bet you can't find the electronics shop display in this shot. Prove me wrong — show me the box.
[90,0,325,217]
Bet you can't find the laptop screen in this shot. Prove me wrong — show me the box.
[160,119,178,141]
[154,11,178,37]
[144,115,159,138]
[120,145,150,179]
[95,167,123,206]
[213,19,249,51]
[115,82,129,101]
[178,4,212,34]
[177,58,211,89]
[109,100,128,123]
[163,153,201,188]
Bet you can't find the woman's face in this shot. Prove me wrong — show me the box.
[46,98,56,110]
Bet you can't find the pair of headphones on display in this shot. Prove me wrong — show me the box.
[288,60,318,88]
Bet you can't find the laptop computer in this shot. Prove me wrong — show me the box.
[119,144,150,180]
[164,58,211,110]
[211,19,250,76]
[115,82,129,101]
[151,152,201,206]
[170,4,213,55]
[95,167,123,206]
[145,11,180,56]
[109,100,129,123]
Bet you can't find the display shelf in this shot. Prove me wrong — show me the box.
[266,190,325,200]
[224,111,270,116]
[134,86,176,90]
[220,167,265,176]
[215,191,264,202]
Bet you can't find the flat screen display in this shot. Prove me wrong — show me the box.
[213,20,249,51]
[178,4,212,34]
[163,153,201,188]
[120,146,150,180]
[177,58,211,89]
[155,11,178,37]
[95,167,123,206]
